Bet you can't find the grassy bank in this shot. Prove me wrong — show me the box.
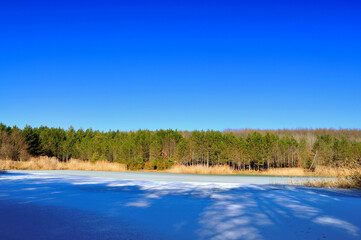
[1,157,360,188]
[166,165,237,175]
[0,158,306,176]
[0,157,127,172]
[166,165,306,176]
[299,166,361,189]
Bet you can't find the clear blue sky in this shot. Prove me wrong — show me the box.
[1,0,360,131]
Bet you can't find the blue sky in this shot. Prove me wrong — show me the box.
[1,0,360,131]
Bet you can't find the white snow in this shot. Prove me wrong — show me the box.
[0,171,360,240]
[313,216,359,236]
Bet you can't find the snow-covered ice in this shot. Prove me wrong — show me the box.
[0,171,360,240]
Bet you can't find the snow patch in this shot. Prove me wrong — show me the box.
[125,200,150,208]
[313,216,359,236]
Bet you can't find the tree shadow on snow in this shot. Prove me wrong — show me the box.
[0,172,360,240]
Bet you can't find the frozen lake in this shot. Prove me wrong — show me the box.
[6,170,315,184]
[0,170,360,240]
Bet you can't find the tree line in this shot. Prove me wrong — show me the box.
[1,123,360,170]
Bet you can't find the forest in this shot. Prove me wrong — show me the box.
[1,123,361,170]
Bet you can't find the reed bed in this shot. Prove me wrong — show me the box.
[167,165,237,175]
[301,167,361,188]
[314,166,355,177]
[0,157,127,172]
[167,165,306,176]
[1,158,360,188]
[261,167,305,176]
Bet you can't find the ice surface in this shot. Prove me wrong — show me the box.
[0,171,360,240]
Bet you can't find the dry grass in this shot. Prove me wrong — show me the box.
[261,168,305,176]
[294,167,361,189]
[0,157,127,172]
[167,166,306,176]
[313,165,355,177]
[2,158,360,188]
[168,165,361,188]
[301,177,361,189]
[167,165,237,175]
